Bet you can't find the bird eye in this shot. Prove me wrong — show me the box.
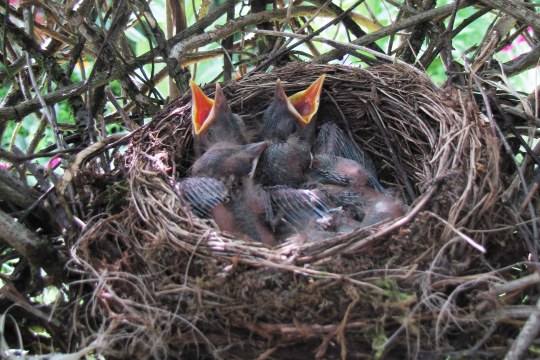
[206,129,214,141]
[287,121,297,134]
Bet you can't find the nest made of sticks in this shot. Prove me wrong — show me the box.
[70,62,530,359]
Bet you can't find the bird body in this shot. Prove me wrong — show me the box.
[258,136,312,186]
[188,80,277,244]
[314,122,385,193]
[257,75,326,186]
[178,176,229,219]
[268,186,338,243]
[229,180,276,245]
[308,153,405,227]
[357,191,405,227]
[308,154,371,189]
[183,141,276,245]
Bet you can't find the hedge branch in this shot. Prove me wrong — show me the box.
[0,209,64,281]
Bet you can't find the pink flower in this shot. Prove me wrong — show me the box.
[35,10,45,25]
[502,44,514,53]
[9,1,46,25]
[0,163,11,170]
[46,156,62,171]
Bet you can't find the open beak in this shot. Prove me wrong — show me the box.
[287,74,326,125]
[190,81,232,135]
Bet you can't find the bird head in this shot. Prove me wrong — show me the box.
[190,80,247,155]
[261,74,326,141]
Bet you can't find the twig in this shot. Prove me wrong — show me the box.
[247,29,408,67]
[468,64,539,267]
[366,102,418,201]
[169,6,320,61]
[419,7,492,69]
[249,0,369,73]
[306,0,382,51]
[501,43,540,77]
[397,0,437,64]
[343,186,437,254]
[427,212,487,253]
[0,148,80,162]
[504,296,540,360]
[222,0,235,81]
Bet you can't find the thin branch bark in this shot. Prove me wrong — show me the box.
[0,168,43,213]
[478,0,540,33]
[169,6,322,61]
[0,208,65,281]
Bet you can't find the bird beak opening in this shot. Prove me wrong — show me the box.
[189,80,224,135]
[190,80,215,135]
[288,74,326,125]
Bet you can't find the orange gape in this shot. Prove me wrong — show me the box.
[288,74,326,124]
[189,80,248,158]
[189,80,215,135]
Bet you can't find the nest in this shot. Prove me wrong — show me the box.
[71,62,528,359]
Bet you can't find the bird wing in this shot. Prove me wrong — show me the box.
[178,177,229,218]
[314,122,386,193]
[269,187,334,229]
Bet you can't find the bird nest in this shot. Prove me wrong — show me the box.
[71,62,527,358]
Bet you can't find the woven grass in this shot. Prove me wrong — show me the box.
[70,62,529,359]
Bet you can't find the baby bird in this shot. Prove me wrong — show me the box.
[191,141,268,181]
[308,153,406,228]
[268,186,341,243]
[180,141,276,246]
[257,75,326,186]
[313,122,385,193]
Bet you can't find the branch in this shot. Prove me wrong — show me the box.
[398,0,437,63]
[478,0,540,33]
[313,0,476,63]
[0,12,89,146]
[501,43,540,77]
[169,6,322,61]
[0,80,96,122]
[306,0,382,53]
[0,168,42,213]
[0,208,65,281]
